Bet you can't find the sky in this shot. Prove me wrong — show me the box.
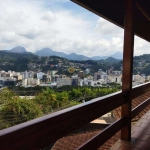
[0,0,149,57]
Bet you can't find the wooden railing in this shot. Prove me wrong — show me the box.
[0,82,150,150]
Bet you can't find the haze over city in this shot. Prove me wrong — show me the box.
[0,0,149,57]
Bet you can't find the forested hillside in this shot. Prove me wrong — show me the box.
[1,51,150,75]
[0,51,38,71]
[0,51,120,73]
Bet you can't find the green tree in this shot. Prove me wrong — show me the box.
[33,88,56,114]
[0,88,16,105]
[0,97,43,129]
[56,91,69,107]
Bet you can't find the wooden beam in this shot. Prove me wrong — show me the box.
[136,2,150,21]
[121,0,135,141]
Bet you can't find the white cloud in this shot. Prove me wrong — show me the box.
[0,0,149,57]
[41,11,56,22]
[95,18,124,37]
[134,37,150,56]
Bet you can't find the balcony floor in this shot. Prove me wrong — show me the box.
[111,110,150,150]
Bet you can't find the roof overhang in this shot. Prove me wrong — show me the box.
[71,0,150,43]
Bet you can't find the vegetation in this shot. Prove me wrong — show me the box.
[0,88,43,129]
[2,51,150,75]
[0,98,43,128]
[98,57,121,65]
[0,51,120,73]
[0,85,120,130]
[0,51,37,71]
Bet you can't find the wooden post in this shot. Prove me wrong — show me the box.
[121,0,135,140]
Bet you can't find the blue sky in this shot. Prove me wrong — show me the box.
[0,0,149,57]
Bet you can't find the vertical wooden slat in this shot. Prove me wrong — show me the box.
[121,0,135,140]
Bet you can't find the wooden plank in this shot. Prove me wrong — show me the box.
[121,0,135,141]
[0,91,127,150]
[76,117,127,150]
[132,97,150,119]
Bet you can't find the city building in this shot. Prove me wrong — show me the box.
[21,71,34,79]
[37,72,45,79]
[22,78,40,87]
[57,77,72,87]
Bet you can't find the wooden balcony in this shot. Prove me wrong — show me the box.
[0,0,150,149]
[111,110,150,150]
[0,82,150,150]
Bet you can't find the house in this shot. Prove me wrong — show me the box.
[1,0,150,150]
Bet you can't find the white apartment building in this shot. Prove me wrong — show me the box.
[22,78,40,87]
[57,78,72,87]
[51,71,58,77]
[94,69,108,81]
[22,71,34,79]
[146,75,150,81]
[37,72,45,79]
[0,70,22,82]
[108,74,122,85]
[80,78,94,86]
[112,71,122,76]
[133,74,145,83]
[96,79,107,85]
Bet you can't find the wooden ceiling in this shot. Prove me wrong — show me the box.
[71,0,150,43]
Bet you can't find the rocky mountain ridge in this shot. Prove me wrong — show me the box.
[1,46,123,60]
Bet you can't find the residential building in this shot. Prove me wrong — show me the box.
[57,77,72,87]
[22,78,40,87]
[37,72,45,79]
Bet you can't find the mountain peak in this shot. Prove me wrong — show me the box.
[10,46,27,53]
[110,52,123,59]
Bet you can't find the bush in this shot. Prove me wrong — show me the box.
[0,98,43,129]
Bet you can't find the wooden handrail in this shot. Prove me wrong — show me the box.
[0,91,127,150]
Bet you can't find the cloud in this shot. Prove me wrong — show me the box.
[134,37,150,56]
[95,18,124,37]
[41,11,56,22]
[17,27,47,39]
[0,0,149,57]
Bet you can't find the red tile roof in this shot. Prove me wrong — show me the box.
[52,130,120,150]
[113,91,150,122]
[52,91,150,150]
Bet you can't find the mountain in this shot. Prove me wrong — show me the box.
[35,48,68,58]
[2,46,123,60]
[35,47,123,60]
[91,56,108,60]
[10,46,27,53]
[35,48,90,60]
[105,57,120,63]
[110,52,123,60]
[66,53,89,60]
[2,49,150,75]
[98,57,121,65]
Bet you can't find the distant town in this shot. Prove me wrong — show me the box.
[0,67,148,88]
[1,46,150,88]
